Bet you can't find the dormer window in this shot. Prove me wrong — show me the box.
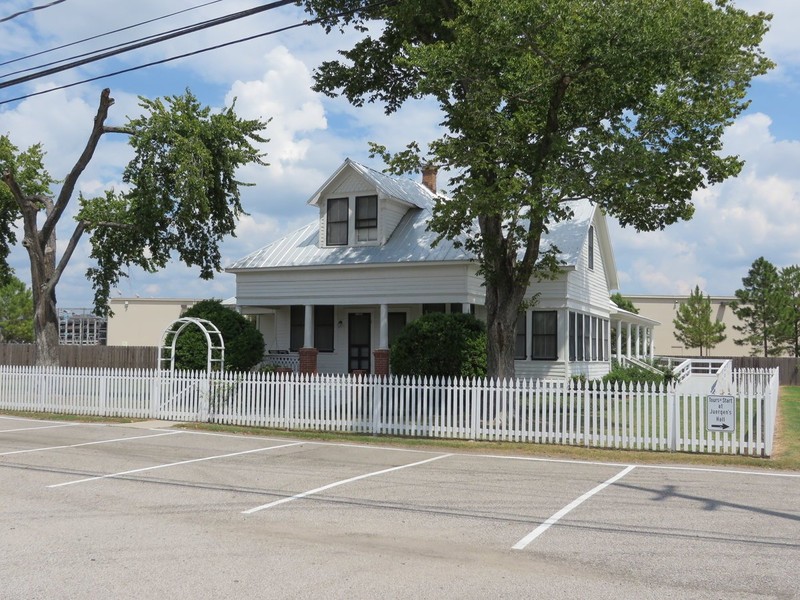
[327,198,348,246]
[355,195,378,242]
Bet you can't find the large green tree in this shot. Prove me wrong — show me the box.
[731,257,790,357]
[303,0,772,379]
[673,285,726,357]
[0,89,267,365]
[0,274,34,343]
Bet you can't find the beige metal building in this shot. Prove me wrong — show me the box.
[626,294,753,358]
[106,298,200,347]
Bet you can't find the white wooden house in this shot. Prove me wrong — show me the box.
[227,159,656,377]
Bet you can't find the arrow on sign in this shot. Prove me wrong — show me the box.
[710,423,731,430]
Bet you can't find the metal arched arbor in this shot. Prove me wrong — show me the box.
[159,317,225,373]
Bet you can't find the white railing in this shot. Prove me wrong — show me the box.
[0,365,780,456]
[712,360,733,394]
[672,359,692,384]
[619,355,664,375]
[259,351,299,372]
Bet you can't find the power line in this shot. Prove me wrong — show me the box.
[0,19,313,106]
[0,0,227,69]
[0,0,396,106]
[1,1,240,79]
[0,0,296,89]
[0,0,67,24]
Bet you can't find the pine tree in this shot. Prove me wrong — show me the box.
[731,257,791,357]
[780,265,800,357]
[673,286,726,357]
[611,292,639,314]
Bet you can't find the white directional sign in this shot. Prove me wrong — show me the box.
[706,395,735,433]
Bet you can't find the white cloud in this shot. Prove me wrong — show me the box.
[612,110,800,296]
[225,46,327,173]
[735,1,800,68]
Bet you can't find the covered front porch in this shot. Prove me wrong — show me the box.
[242,301,480,375]
[240,301,658,379]
[611,307,660,363]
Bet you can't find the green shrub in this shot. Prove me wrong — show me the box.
[390,312,487,378]
[173,299,264,372]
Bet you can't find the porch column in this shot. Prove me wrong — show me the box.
[649,327,655,359]
[462,303,471,314]
[299,304,318,374]
[635,325,642,359]
[626,322,632,358]
[374,303,390,376]
[616,320,622,360]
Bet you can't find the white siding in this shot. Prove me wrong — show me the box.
[318,204,327,247]
[275,307,291,349]
[515,360,609,380]
[381,199,408,243]
[256,313,277,351]
[567,362,612,380]
[236,264,483,306]
[565,217,612,318]
[523,276,569,307]
[515,361,567,379]
[331,171,371,195]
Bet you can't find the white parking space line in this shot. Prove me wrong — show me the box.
[513,465,637,550]
[0,430,182,456]
[635,463,800,479]
[469,452,800,479]
[0,423,82,434]
[243,453,453,514]
[0,415,76,424]
[184,430,444,455]
[48,441,305,488]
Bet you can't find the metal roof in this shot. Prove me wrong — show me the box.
[228,160,597,271]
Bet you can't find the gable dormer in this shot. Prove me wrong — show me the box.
[307,159,435,249]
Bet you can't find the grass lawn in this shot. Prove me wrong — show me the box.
[3,387,800,471]
[770,386,800,470]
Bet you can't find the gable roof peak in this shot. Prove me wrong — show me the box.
[307,158,436,209]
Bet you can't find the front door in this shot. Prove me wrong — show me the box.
[348,313,371,373]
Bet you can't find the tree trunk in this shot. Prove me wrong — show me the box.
[479,211,541,381]
[33,285,59,366]
[29,204,60,366]
[484,275,527,381]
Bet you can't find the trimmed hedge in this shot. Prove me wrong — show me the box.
[390,312,487,377]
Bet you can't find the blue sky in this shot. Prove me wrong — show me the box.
[0,0,798,309]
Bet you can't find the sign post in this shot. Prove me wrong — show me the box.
[706,395,735,433]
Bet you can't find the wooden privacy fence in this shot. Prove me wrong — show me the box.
[0,366,780,456]
[0,345,158,369]
[732,357,800,386]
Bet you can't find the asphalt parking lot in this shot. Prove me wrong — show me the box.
[1,415,798,599]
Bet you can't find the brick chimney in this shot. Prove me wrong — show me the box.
[421,165,438,193]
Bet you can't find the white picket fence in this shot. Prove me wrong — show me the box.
[0,365,780,456]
